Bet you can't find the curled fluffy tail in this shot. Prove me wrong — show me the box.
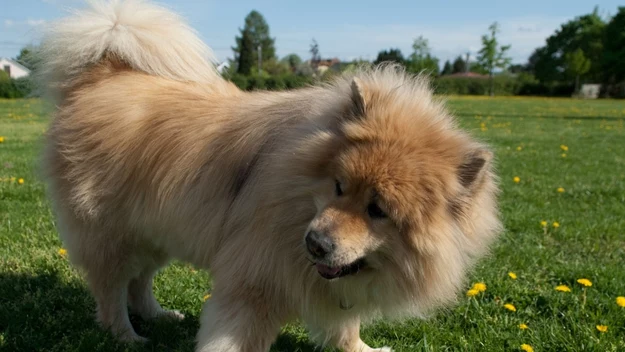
[39,0,221,98]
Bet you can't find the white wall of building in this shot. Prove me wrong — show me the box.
[0,59,31,79]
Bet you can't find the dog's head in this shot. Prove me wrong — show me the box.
[300,67,500,312]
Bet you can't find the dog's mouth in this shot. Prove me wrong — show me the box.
[313,258,367,280]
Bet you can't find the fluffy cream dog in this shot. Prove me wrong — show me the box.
[39,1,501,351]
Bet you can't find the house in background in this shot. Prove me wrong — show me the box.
[216,61,230,74]
[579,84,600,99]
[308,58,341,75]
[447,72,489,79]
[0,58,31,79]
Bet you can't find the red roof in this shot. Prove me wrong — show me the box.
[447,72,488,78]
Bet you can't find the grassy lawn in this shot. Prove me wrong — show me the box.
[1,96,624,351]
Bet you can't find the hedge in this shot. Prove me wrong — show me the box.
[228,73,575,97]
[228,74,313,91]
[0,74,35,98]
[0,71,577,98]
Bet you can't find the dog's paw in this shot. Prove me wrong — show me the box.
[118,331,149,344]
[370,347,392,352]
[160,309,185,321]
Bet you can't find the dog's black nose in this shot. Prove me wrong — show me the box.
[306,230,335,258]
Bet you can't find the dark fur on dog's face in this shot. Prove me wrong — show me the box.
[305,175,394,280]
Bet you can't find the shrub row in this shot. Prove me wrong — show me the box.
[228,73,576,97]
[0,71,578,98]
[0,76,34,98]
[433,75,574,97]
[227,74,314,91]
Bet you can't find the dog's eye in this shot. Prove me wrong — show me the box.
[335,181,344,196]
[367,203,387,219]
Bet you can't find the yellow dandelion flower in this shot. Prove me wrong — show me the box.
[552,222,560,228]
[561,153,567,158]
[616,296,625,307]
[0,136,4,143]
[540,220,547,227]
[203,293,211,301]
[516,146,522,151]
[472,282,487,292]
[508,272,517,280]
[557,187,565,193]
[519,323,528,330]
[560,144,569,151]
[466,289,479,297]
[513,176,520,183]
[596,325,608,333]
[555,285,571,292]
[58,248,67,257]
[577,278,592,287]
[504,303,516,312]
[18,178,24,185]
[520,344,534,352]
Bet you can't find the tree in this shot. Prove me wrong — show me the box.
[295,63,314,76]
[411,36,429,59]
[15,46,37,70]
[281,54,302,72]
[232,10,276,75]
[469,62,488,75]
[374,48,404,65]
[602,7,625,89]
[342,59,373,74]
[565,49,591,93]
[508,64,527,74]
[263,59,290,75]
[310,39,321,68]
[526,46,555,82]
[528,9,605,83]
[477,22,512,96]
[406,36,439,76]
[441,60,453,75]
[237,28,255,75]
[452,55,466,73]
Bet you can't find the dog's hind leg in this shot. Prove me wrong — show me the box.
[84,255,146,343]
[128,259,184,321]
[69,226,147,343]
[54,207,145,342]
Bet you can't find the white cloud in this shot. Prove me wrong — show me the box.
[27,19,46,27]
[2,19,46,28]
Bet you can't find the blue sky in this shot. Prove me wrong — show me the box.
[0,0,619,65]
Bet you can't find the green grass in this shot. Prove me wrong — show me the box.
[1,96,624,351]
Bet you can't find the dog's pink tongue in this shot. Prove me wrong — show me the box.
[315,263,341,276]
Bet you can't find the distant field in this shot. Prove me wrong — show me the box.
[1,96,624,351]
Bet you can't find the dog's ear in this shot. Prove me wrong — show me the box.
[458,148,493,190]
[350,78,367,117]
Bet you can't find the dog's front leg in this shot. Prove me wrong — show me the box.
[309,317,392,352]
[195,293,282,352]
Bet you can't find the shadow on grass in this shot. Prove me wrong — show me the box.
[0,271,320,351]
